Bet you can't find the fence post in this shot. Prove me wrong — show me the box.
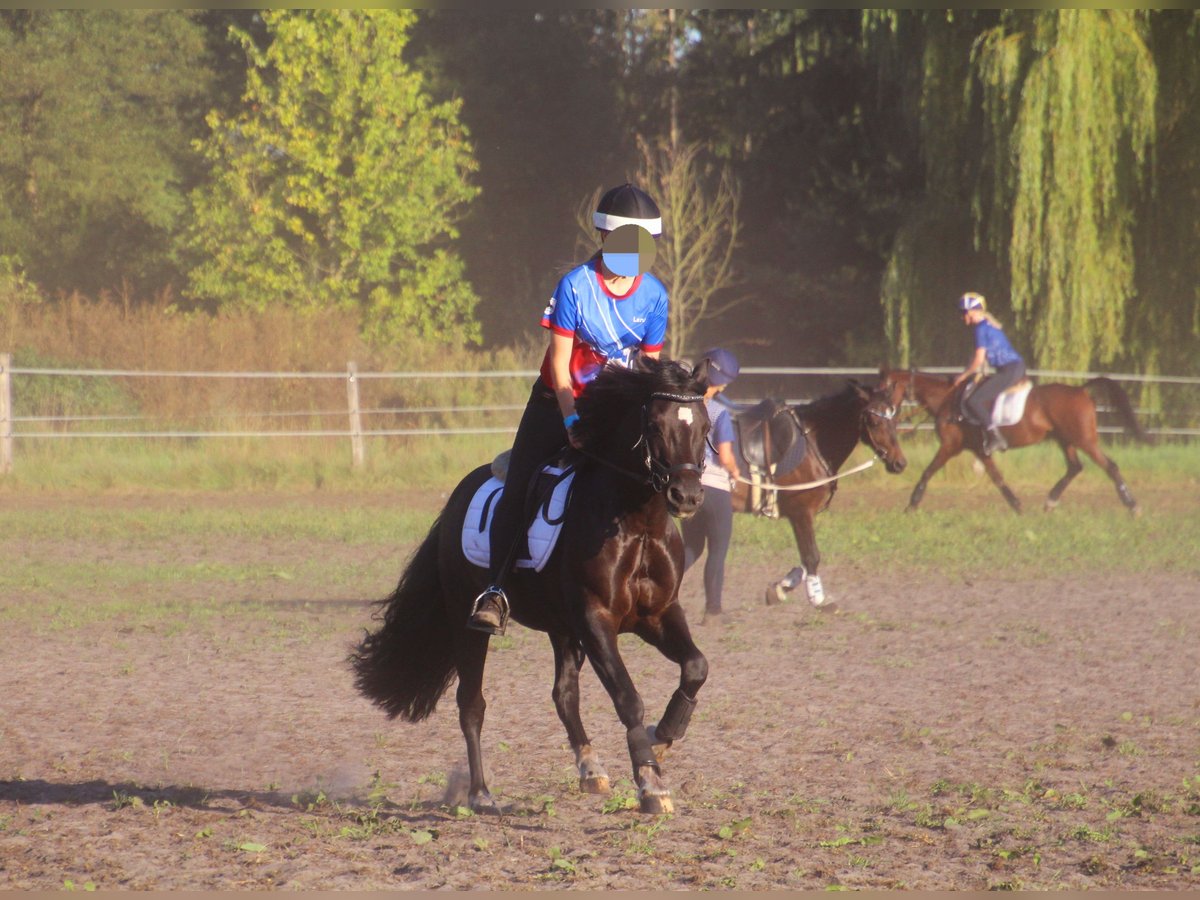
[0,352,12,474]
[346,360,365,469]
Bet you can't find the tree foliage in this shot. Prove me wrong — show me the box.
[0,10,212,296]
[2,10,1198,374]
[877,10,1174,372]
[185,10,480,345]
[980,10,1156,369]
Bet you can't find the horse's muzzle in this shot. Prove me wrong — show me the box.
[666,477,704,518]
[886,455,907,474]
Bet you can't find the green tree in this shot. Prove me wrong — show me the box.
[185,10,480,345]
[677,10,919,364]
[0,10,212,296]
[978,10,1156,370]
[1133,11,1200,379]
[876,11,1169,373]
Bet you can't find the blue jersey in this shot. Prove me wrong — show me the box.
[972,320,1023,368]
[539,259,669,396]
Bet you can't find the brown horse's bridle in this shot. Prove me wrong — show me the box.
[861,394,899,465]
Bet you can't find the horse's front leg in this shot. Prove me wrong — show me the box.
[636,603,708,763]
[978,453,1023,513]
[548,631,610,795]
[452,630,499,812]
[577,608,673,814]
[908,441,959,512]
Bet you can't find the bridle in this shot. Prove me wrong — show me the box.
[575,390,706,493]
[861,393,900,466]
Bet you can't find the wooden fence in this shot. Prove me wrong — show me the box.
[1,352,1198,474]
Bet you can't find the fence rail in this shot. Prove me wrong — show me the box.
[1,354,1196,474]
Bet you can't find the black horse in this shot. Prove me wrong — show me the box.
[352,358,713,814]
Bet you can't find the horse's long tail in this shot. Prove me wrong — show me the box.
[1084,377,1152,444]
[350,515,457,722]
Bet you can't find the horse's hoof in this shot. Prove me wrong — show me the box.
[469,791,500,814]
[639,791,674,815]
[579,774,610,794]
[1130,505,1142,519]
[764,583,785,606]
[814,601,839,614]
[644,724,673,763]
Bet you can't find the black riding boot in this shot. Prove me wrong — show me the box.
[982,426,1007,456]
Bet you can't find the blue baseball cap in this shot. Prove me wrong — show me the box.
[702,347,740,386]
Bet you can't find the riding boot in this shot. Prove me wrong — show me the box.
[468,584,510,635]
[982,426,1007,456]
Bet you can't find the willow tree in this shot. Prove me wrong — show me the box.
[876,10,1159,371]
[974,10,1156,370]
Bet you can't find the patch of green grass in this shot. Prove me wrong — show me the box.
[732,482,1200,578]
[0,431,513,493]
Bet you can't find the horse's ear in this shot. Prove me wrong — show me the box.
[691,357,713,390]
[848,379,872,402]
[631,351,656,374]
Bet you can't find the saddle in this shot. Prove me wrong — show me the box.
[958,377,1033,428]
[731,399,808,519]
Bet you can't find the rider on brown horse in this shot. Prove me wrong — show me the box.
[953,292,1026,456]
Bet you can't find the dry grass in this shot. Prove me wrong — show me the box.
[2,290,541,426]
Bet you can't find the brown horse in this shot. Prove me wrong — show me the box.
[729,381,908,608]
[877,367,1149,515]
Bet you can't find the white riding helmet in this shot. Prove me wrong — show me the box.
[958,292,985,312]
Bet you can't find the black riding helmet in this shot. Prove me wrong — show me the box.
[593,183,662,236]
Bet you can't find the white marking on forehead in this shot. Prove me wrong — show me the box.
[678,407,694,425]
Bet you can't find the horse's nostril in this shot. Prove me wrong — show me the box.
[667,481,702,512]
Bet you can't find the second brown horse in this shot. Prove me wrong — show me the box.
[729,381,907,608]
[877,367,1149,515]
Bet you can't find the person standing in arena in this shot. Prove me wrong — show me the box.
[681,348,740,624]
[468,183,669,634]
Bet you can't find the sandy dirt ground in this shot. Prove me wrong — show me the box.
[2,490,1199,890]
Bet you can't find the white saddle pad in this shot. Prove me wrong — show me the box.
[461,466,574,573]
[992,380,1033,427]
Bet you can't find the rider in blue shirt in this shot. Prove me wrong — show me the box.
[952,292,1026,455]
[468,184,668,634]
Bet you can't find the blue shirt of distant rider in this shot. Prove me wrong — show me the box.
[972,320,1022,369]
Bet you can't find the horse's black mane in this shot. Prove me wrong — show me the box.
[573,358,699,451]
